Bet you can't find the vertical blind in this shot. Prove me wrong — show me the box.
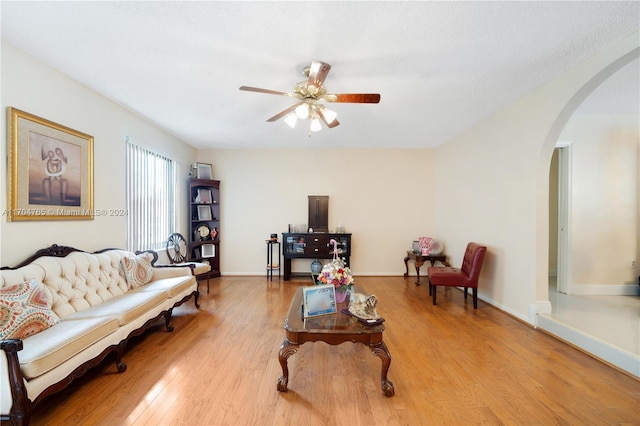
[126,142,175,252]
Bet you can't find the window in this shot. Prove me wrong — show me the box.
[126,141,175,252]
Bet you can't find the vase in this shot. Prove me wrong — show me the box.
[310,259,322,274]
[335,289,348,303]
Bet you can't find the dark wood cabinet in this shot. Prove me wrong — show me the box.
[282,232,351,280]
[188,178,221,278]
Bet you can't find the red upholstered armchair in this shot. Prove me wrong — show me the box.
[427,242,487,309]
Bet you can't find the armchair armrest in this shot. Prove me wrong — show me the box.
[1,339,30,425]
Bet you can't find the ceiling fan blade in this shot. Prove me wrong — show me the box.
[266,102,303,122]
[307,61,332,89]
[324,93,381,103]
[318,110,340,128]
[239,86,297,98]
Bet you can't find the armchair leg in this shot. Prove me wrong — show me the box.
[473,288,478,309]
[432,285,437,305]
[463,287,468,299]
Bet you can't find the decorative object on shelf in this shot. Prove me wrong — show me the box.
[195,162,213,179]
[197,205,212,221]
[316,239,354,303]
[7,107,94,221]
[197,188,212,204]
[195,224,210,241]
[270,233,278,242]
[412,241,420,254]
[201,244,215,258]
[210,227,218,240]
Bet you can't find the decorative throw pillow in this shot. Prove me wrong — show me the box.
[121,252,154,289]
[0,279,59,340]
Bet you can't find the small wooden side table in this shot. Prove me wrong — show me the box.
[266,241,280,281]
[403,251,447,285]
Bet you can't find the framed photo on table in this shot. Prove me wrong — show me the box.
[6,107,94,221]
[303,284,337,318]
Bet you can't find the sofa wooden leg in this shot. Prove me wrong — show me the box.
[464,287,468,299]
[115,341,127,372]
[193,290,200,309]
[163,309,174,332]
[473,288,478,309]
[432,285,437,305]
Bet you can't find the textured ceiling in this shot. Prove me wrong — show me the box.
[1,1,638,149]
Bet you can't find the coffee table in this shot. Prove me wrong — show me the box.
[277,286,394,396]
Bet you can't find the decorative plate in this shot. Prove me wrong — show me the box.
[430,239,443,255]
[196,224,210,241]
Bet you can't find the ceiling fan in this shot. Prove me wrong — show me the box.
[239,60,380,133]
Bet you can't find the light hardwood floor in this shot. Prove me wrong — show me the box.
[30,276,639,425]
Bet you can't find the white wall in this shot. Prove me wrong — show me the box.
[559,114,639,287]
[432,32,639,322]
[1,41,197,266]
[197,149,435,275]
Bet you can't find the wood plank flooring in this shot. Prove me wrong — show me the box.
[29,276,639,425]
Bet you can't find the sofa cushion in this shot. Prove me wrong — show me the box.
[121,253,154,289]
[133,276,196,298]
[19,316,119,379]
[0,279,59,340]
[63,290,167,326]
[174,262,211,275]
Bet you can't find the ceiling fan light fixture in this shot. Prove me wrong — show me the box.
[284,113,297,128]
[310,118,322,132]
[295,103,309,119]
[321,107,338,124]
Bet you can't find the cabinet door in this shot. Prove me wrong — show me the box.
[308,196,329,232]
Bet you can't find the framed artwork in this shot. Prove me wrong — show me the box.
[197,205,212,221]
[303,284,337,318]
[197,188,212,204]
[201,244,215,258]
[196,162,213,180]
[6,107,94,221]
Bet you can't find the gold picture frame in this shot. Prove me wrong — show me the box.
[7,107,94,221]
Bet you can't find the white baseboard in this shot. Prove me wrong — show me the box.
[567,284,640,296]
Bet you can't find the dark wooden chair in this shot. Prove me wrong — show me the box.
[427,242,487,309]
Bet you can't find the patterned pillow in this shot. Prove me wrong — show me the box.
[121,252,154,289]
[0,279,59,340]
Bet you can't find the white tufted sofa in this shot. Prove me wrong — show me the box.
[0,245,198,425]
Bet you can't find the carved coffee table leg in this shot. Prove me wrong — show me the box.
[370,341,394,396]
[277,340,298,392]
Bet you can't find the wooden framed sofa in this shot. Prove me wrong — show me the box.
[0,244,199,425]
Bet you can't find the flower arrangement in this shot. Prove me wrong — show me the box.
[317,259,354,292]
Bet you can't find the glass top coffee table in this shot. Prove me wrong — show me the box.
[277,286,394,396]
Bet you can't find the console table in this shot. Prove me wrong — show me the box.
[282,233,351,281]
[403,251,447,285]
